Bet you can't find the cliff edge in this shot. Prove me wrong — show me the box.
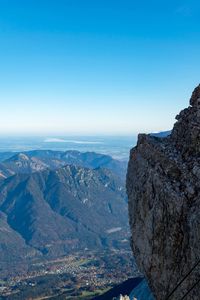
[126,85,200,299]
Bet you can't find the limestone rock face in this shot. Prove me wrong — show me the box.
[126,85,200,299]
[118,295,130,300]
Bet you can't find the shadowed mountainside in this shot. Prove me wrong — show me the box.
[0,153,128,278]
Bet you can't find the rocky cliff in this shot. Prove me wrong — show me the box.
[126,85,200,299]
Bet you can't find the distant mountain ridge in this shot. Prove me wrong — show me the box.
[0,150,128,278]
[150,130,171,137]
[0,150,127,180]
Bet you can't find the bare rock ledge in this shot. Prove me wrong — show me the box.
[126,85,200,299]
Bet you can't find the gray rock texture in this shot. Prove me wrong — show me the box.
[126,85,200,299]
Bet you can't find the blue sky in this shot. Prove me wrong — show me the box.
[0,0,200,135]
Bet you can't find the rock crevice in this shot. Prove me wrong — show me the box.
[126,85,200,299]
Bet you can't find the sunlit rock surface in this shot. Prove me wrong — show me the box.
[127,85,200,299]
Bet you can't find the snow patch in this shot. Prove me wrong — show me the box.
[106,227,122,234]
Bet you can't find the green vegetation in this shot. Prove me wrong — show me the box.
[1,250,136,300]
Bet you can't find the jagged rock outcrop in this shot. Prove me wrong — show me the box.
[114,295,130,300]
[126,85,200,299]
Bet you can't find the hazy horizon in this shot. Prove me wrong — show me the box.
[0,135,139,160]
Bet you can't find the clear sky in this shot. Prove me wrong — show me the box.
[0,0,200,135]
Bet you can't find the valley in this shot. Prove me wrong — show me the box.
[0,149,135,299]
[0,249,138,300]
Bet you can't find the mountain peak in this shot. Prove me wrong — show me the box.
[18,153,30,160]
[190,84,200,107]
[171,84,200,156]
[127,85,200,299]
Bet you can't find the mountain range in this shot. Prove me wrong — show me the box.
[0,150,127,180]
[0,150,128,278]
